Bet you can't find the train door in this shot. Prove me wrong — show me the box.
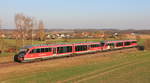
[53,48,57,56]
[101,42,107,51]
[109,43,115,50]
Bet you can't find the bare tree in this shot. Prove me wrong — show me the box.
[0,19,4,53]
[136,35,141,41]
[15,13,34,47]
[38,20,45,41]
[101,31,108,40]
[0,19,1,28]
[0,19,2,53]
[31,19,37,45]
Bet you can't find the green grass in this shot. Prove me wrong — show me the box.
[3,50,150,83]
[83,62,150,83]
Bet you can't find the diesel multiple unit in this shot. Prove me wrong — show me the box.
[14,40,137,62]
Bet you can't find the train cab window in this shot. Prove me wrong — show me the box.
[30,49,40,53]
[30,49,35,53]
[19,48,29,53]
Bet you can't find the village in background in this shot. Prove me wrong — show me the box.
[0,13,150,54]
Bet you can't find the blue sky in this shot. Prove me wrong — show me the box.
[0,0,150,29]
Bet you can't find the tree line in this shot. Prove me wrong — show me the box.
[15,13,45,47]
[0,13,46,53]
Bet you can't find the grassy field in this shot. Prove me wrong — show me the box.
[1,49,149,83]
[0,38,149,83]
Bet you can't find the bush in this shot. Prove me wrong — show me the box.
[137,45,145,51]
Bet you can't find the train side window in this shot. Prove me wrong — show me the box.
[116,42,123,47]
[45,48,49,52]
[101,43,105,46]
[132,41,137,43]
[36,49,41,53]
[57,46,72,53]
[82,45,86,51]
[125,42,131,46]
[45,48,51,52]
[108,43,114,46]
[96,44,100,47]
[41,48,45,53]
[75,45,87,51]
[49,48,52,52]
[30,49,36,54]
[30,48,51,53]
[90,44,100,48]
[91,44,96,48]
[66,46,72,52]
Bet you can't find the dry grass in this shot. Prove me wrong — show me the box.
[143,39,150,50]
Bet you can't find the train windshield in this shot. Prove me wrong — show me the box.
[19,48,29,54]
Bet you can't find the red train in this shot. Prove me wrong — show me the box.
[14,40,138,62]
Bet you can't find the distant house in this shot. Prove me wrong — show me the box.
[0,34,6,38]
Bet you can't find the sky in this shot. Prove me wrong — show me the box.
[0,0,150,29]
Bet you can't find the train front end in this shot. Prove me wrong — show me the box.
[14,48,29,63]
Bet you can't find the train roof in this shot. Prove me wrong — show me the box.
[22,40,137,49]
[22,41,99,49]
[105,40,137,43]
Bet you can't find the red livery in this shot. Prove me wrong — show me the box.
[14,40,138,62]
